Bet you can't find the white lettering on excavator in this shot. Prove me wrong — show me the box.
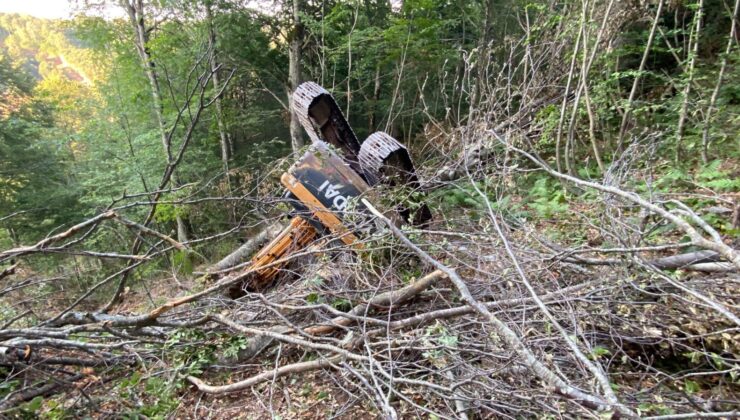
[318,180,348,211]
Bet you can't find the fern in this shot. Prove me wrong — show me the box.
[529,177,569,218]
[696,160,740,192]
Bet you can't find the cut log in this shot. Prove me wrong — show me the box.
[210,221,284,273]
[648,250,721,269]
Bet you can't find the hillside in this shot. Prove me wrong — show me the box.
[0,13,93,83]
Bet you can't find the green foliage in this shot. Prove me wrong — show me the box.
[0,375,19,398]
[0,49,81,242]
[422,321,458,368]
[221,335,248,360]
[165,328,216,377]
[21,396,44,416]
[654,167,690,191]
[118,370,142,395]
[400,266,423,284]
[118,374,179,419]
[172,250,195,276]
[683,379,700,394]
[589,346,611,360]
[306,291,323,304]
[430,181,487,212]
[301,0,492,138]
[533,104,560,148]
[40,399,68,420]
[109,328,248,417]
[528,177,568,218]
[331,297,352,312]
[143,377,178,405]
[154,204,189,224]
[637,402,675,416]
[696,160,740,192]
[438,185,482,210]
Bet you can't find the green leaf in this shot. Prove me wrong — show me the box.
[331,298,352,312]
[710,353,725,369]
[684,380,699,394]
[590,346,611,359]
[0,380,19,398]
[306,292,320,304]
[438,334,458,348]
[683,351,702,364]
[26,395,43,412]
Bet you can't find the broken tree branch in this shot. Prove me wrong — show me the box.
[0,211,116,263]
[361,198,635,417]
[500,135,740,271]
[188,356,342,394]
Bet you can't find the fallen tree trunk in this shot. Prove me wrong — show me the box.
[209,221,284,273]
[649,250,721,269]
[682,262,736,272]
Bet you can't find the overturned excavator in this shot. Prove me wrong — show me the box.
[227,82,431,298]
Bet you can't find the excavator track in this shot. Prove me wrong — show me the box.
[292,82,433,225]
[359,132,432,226]
[293,82,363,174]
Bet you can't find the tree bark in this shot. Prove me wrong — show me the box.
[474,0,494,106]
[288,0,305,153]
[649,250,721,269]
[701,0,739,163]
[205,1,232,175]
[675,0,704,163]
[122,0,169,160]
[121,0,189,243]
[369,63,380,131]
[617,0,664,151]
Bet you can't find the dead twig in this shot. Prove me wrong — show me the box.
[361,198,635,417]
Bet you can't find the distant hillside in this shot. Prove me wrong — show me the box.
[0,13,92,84]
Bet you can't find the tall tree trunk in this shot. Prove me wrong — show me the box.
[346,3,359,119]
[369,63,380,132]
[675,0,704,164]
[123,0,169,160]
[578,4,604,173]
[617,0,664,151]
[555,19,582,174]
[701,0,739,163]
[206,1,232,180]
[122,0,189,243]
[288,0,304,153]
[474,0,494,107]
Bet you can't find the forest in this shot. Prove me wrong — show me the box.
[0,0,739,417]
